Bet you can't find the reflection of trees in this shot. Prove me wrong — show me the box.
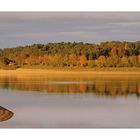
[0,76,140,98]
[79,83,87,93]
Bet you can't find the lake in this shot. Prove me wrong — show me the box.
[0,74,140,128]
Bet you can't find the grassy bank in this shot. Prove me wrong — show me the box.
[21,65,140,71]
[0,67,140,77]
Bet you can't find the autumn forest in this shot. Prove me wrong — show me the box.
[0,41,140,69]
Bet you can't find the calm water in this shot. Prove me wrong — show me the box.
[0,74,140,128]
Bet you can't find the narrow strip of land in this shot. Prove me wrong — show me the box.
[0,68,140,76]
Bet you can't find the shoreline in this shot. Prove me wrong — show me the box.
[0,68,140,76]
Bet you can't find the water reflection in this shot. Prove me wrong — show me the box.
[0,106,14,122]
[0,75,140,98]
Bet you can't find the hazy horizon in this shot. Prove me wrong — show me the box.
[0,12,140,48]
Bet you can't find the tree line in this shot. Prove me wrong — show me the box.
[0,41,140,69]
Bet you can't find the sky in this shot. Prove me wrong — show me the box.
[0,12,140,48]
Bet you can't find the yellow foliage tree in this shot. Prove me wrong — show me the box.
[69,54,77,66]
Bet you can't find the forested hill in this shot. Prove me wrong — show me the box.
[0,41,140,69]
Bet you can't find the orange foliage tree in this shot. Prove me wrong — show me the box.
[79,55,87,66]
